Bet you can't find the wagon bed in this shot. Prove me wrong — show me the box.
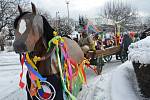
[95,46,120,57]
[87,46,120,57]
[87,46,121,75]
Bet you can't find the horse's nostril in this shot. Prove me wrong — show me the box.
[13,41,27,53]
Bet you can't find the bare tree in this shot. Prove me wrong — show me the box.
[58,17,72,35]
[102,0,138,31]
[144,17,150,28]
[38,9,52,22]
[0,0,29,51]
[0,0,16,32]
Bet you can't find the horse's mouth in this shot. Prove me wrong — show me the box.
[14,49,40,57]
[13,39,28,53]
[13,47,27,54]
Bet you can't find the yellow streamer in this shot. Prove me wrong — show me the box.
[53,31,58,36]
[26,53,41,89]
[33,56,41,64]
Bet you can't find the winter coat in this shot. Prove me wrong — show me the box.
[122,34,133,50]
[78,35,95,53]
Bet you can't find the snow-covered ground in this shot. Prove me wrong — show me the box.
[0,51,147,100]
[77,60,145,100]
[0,51,27,100]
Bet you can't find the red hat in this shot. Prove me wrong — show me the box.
[130,32,135,38]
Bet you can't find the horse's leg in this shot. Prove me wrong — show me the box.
[45,74,64,100]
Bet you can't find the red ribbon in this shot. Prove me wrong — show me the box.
[19,54,25,89]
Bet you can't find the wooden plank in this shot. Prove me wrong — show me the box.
[95,46,120,57]
[87,46,120,58]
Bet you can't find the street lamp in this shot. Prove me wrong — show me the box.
[65,0,70,25]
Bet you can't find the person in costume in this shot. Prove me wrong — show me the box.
[78,31,95,54]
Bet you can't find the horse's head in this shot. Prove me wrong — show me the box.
[13,3,55,54]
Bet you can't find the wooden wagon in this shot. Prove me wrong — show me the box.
[86,46,127,74]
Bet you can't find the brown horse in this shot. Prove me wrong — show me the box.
[13,3,84,100]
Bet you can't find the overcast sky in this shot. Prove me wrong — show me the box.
[30,0,150,20]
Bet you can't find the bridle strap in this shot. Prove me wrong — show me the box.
[31,46,55,63]
[39,47,55,61]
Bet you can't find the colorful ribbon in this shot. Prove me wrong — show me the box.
[19,54,25,89]
[25,53,47,89]
[19,35,89,99]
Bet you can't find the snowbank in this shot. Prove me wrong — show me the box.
[128,36,150,64]
[111,61,140,100]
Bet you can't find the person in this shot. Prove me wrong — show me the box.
[121,33,133,59]
[134,33,140,42]
[93,33,103,50]
[78,31,95,54]
[129,31,135,42]
[104,32,114,48]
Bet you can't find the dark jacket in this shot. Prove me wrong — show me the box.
[122,34,133,50]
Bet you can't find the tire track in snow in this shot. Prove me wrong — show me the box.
[78,58,121,100]
[0,88,27,100]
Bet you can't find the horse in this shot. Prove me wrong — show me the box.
[13,3,85,100]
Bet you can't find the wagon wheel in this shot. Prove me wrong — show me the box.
[96,56,104,75]
[103,55,112,62]
[115,51,121,60]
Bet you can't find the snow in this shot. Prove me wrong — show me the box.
[128,36,150,64]
[111,61,139,100]
[0,51,27,100]
[69,31,80,39]
[78,60,145,100]
[0,52,147,100]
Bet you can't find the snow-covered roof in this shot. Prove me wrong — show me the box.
[71,31,79,35]
[128,36,150,64]
[69,31,80,39]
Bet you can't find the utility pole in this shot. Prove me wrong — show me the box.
[56,11,59,31]
[66,0,70,25]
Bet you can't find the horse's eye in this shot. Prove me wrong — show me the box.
[18,19,26,35]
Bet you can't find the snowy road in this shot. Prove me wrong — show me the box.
[78,59,146,100]
[0,52,146,100]
[0,52,27,100]
[77,57,122,100]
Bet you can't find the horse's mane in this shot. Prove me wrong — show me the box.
[14,12,30,29]
[41,15,55,46]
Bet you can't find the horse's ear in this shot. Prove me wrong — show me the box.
[31,2,36,15]
[18,5,22,15]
